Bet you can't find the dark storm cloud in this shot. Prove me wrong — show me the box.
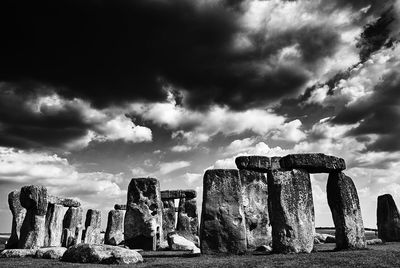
[0,0,348,111]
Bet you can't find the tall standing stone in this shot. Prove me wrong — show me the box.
[162,199,176,240]
[124,178,163,250]
[62,207,83,247]
[6,190,27,249]
[44,203,66,247]
[18,185,48,249]
[83,209,102,244]
[176,196,199,245]
[239,170,271,249]
[200,169,247,254]
[268,169,315,253]
[377,194,400,241]
[105,210,125,245]
[327,172,366,249]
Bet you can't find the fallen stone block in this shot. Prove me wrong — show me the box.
[377,194,400,242]
[314,233,335,243]
[61,244,143,264]
[0,249,37,258]
[235,156,271,172]
[280,153,346,173]
[167,233,200,253]
[6,190,26,249]
[35,247,67,259]
[105,209,125,246]
[327,172,366,250]
[366,238,383,245]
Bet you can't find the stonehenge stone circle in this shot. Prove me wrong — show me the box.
[200,169,247,254]
[176,195,199,245]
[6,190,26,249]
[62,207,84,247]
[280,153,346,173]
[327,172,366,249]
[268,169,315,253]
[377,194,400,241]
[239,170,271,249]
[83,209,102,244]
[44,203,65,247]
[235,156,271,173]
[19,185,48,249]
[105,209,125,245]
[162,199,176,240]
[124,177,163,250]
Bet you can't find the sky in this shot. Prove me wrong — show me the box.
[0,0,400,232]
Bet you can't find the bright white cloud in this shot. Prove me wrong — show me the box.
[170,145,192,152]
[159,161,191,175]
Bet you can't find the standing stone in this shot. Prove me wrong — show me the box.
[377,194,400,241]
[176,196,199,245]
[44,204,66,247]
[239,170,271,249]
[327,172,366,249]
[280,153,346,173]
[235,156,271,173]
[19,185,48,249]
[162,199,176,240]
[6,190,27,249]
[268,169,315,253]
[105,210,125,245]
[83,209,102,244]
[124,178,163,250]
[200,169,246,254]
[62,207,84,247]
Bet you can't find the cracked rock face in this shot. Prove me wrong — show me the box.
[377,194,400,241]
[268,169,315,253]
[6,190,27,249]
[124,177,163,250]
[327,172,366,250]
[162,199,176,240]
[105,210,125,246]
[83,209,102,244]
[176,197,199,246]
[44,203,66,247]
[279,154,346,173]
[200,169,246,254]
[62,207,83,247]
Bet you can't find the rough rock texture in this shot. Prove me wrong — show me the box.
[161,190,197,200]
[124,177,163,250]
[48,195,81,207]
[280,154,346,173]
[83,209,102,244]
[19,185,48,249]
[200,169,247,254]
[105,210,125,245]
[327,172,366,250]
[255,245,272,252]
[239,170,271,249]
[268,169,315,253]
[0,249,37,258]
[176,196,199,245]
[114,204,127,210]
[167,233,200,252]
[35,247,67,259]
[62,207,83,247]
[162,199,176,240]
[62,244,143,264]
[44,204,66,247]
[270,157,282,170]
[235,156,271,172]
[367,238,383,245]
[377,194,400,241]
[6,190,27,249]
[314,233,335,243]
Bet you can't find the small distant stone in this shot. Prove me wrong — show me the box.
[35,247,67,259]
[367,239,383,245]
[255,245,272,252]
[0,249,37,258]
[235,156,271,172]
[167,233,199,252]
[279,153,346,173]
[114,204,127,210]
[314,233,335,243]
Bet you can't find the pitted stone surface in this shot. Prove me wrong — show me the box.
[124,177,163,250]
[44,203,66,247]
[377,194,400,241]
[271,157,282,170]
[235,156,271,172]
[48,195,81,207]
[239,170,271,249]
[279,153,346,173]
[83,209,102,244]
[327,172,366,249]
[6,190,26,249]
[0,249,37,258]
[35,247,67,259]
[105,209,125,245]
[114,204,127,210]
[162,199,176,240]
[62,207,83,247]
[161,190,197,200]
[200,169,246,254]
[268,169,315,253]
[176,197,199,245]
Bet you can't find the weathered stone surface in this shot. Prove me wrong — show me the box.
[124,177,163,250]
[161,190,197,200]
[255,245,272,252]
[200,169,246,254]
[6,190,26,249]
[114,204,127,210]
[62,244,143,264]
[270,157,282,170]
[176,197,199,245]
[327,172,366,250]
[366,238,383,245]
[35,247,67,259]
[280,153,346,173]
[314,233,335,243]
[62,207,83,247]
[162,199,176,240]
[44,204,66,247]
[377,194,400,242]
[83,209,102,244]
[48,195,81,207]
[105,210,125,245]
[268,169,315,253]
[235,156,271,172]
[19,185,48,249]
[167,233,200,252]
[239,170,271,249]
[0,249,37,258]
